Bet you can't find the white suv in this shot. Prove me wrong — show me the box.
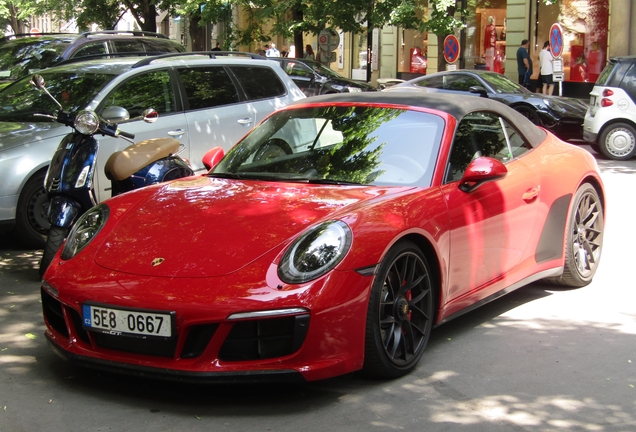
[583,55,636,160]
[0,52,305,247]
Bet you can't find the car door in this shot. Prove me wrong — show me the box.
[440,111,539,306]
[228,65,295,126]
[92,68,188,202]
[176,65,254,172]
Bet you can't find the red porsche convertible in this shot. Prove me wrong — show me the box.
[41,91,605,383]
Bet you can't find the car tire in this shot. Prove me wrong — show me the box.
[546,183,603,287]
[12,170,49,249]
[39,225,68,277]
[363,240,434,378]
[513,105,540,125]
[598,122,636,160]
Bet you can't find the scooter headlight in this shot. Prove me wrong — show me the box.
[61,204,109,260]
[278,221,352,284]
[74,110,100,135]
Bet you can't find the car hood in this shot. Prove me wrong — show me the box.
[326,76,376,91]
[94,176,399,278]
[0,121,69,152]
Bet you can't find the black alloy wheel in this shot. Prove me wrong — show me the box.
[363,240,434,378]
[513,105,540,125]
[13,171,49,248]
[547,183,603,287]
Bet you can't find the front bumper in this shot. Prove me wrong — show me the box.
[41,261,372,382]
[46,335,305,384]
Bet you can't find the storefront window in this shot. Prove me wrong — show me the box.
[536,0,609,83]
[398,4,428,76]
[464,0,507,73]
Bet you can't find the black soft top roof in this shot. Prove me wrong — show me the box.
[293,90,548,147]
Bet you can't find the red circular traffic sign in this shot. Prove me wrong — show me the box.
[443,35,460,64]
[549,23,564,58]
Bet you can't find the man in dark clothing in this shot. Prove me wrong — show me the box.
[211,43,222,51]
[517,39,530,86]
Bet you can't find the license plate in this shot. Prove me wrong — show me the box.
[82,304,172,337]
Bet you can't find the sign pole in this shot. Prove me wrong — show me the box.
[549,23,565,96]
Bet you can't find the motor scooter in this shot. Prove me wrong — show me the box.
[31,74,193,276]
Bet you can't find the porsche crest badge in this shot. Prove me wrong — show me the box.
[151,258,165,266]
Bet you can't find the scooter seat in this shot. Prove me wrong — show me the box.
[105,138,181,182]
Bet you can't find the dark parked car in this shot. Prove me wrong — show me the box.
[270,57,376,96]
[392,70,588,141]
[0,31,185,89]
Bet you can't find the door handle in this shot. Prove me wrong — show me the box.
[237,118,253,126]
[167,129,186,138]
[522,186,540,202]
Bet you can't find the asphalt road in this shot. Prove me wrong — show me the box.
[0,145,634,432]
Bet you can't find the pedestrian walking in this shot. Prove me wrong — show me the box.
[304,45,315,60]
[517,39,530,86]
[539,40,555,95]
[266,43,280,57]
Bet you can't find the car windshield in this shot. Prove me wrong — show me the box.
[305,61,342,79]
[210,105,444,187]
[0,69,117,122]
[480,72,531,94]
[0,36,73,81]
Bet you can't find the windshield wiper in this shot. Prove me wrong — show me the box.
[298,178,362,185]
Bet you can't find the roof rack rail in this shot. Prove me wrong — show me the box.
[77,30,169,39]
[0,32,77,43]
[54,51,163,67]
[132,51,267,68]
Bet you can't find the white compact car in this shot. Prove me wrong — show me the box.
[583,55,636,160]
[0,53,306,247]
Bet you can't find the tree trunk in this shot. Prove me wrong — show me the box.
[292,5,303,58]
[437,39,448,72]
[140,2,157,32]
[189,14,207,51]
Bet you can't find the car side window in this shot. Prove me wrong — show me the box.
[229,66,287,100]
[445,111,509,183]
[72,42,108,58]
[415,76,443,89]
[177,67,240,110]
[443,74,481,91]
[500,118,533,159]
[619,63,636,103]
[284,61,314,78]
[101,70,175,118]
[112,40,146,53]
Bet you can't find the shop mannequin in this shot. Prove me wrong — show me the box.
[484,16,497,71]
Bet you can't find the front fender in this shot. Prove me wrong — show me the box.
[48,196,82,228]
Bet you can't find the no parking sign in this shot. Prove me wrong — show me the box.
[443,35,460,65]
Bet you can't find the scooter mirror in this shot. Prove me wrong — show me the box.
[102,106,131,123]
[30,74,45,89]
[142,108,159,123]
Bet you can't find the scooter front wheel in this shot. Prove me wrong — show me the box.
[39,225,69,277]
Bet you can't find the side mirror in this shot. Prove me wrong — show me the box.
[102,106,131,123]
[469,86,488,98]
[459,157,507,193]
[142,108,159,123]
[202,146,225,170]
[30,74,45,89]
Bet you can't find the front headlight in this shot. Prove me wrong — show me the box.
[61,204,109,260]
[278,221,352,284]
[74,110,100,135]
